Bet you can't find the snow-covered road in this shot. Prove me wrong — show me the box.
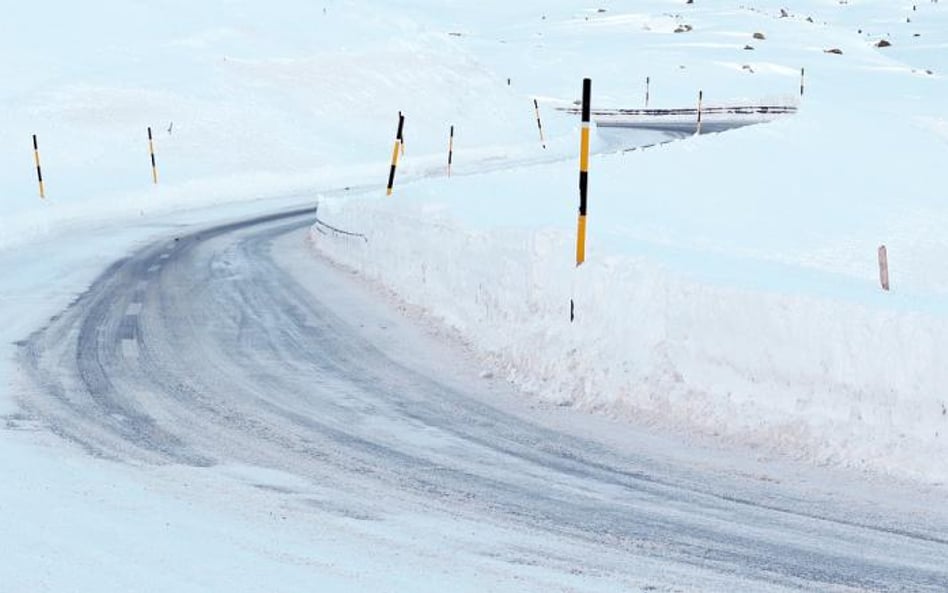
[15,207,948,591]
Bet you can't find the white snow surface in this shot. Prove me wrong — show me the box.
[2,0,948,591]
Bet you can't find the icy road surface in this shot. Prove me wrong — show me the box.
[16,207,948,592]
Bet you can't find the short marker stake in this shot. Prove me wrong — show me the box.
[878,245,890,291]
[386,113,405,196]
[533,99,547,149]
[696,90,704,135]
[32,135,45,199]
[447,125,454,177]
[147,127,159,184]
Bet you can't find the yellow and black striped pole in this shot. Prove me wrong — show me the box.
[147,126,158,184]
[447,125,454,177]
[576,78,591,267]
[32,134,45,199]
[696,90,704,135]
[533,99,546,149]
[386,113,405,196]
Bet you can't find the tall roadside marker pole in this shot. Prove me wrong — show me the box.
[800,67,806,98]
[533,99,547,149]
[386,112,405,196]
[447,125,454,177]
[147,127,159,184]
[572,78,592,322]
[645,76,651,108]
[576,78,591,267]
[32,135,45,199]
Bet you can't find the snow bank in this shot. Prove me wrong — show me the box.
[311,172,948,484]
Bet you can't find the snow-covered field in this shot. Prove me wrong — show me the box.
[3,0,948,591]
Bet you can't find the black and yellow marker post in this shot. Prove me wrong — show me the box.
[576,78,591,267]
[147,127,159,184]
[533,99,546,149]
[696,90,704,135]
[386,113,405,196]
[32,135,45,199]
[447,125,454,177]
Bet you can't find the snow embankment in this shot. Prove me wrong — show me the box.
[311,98,948,483]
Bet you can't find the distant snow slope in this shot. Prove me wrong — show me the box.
[0,0,544,249]
[310,0,948,482]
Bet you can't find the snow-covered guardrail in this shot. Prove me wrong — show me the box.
[557,104,798,131]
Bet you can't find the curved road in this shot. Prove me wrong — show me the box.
[17,207,948,591]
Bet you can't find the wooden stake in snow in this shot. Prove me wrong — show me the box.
[447,125,454,177]
[32,134,45,199]
[147,127,159,184]
[386,112,405,196]
[533,99,546,149]
[696,90,704,135]
[878,245,890,291]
